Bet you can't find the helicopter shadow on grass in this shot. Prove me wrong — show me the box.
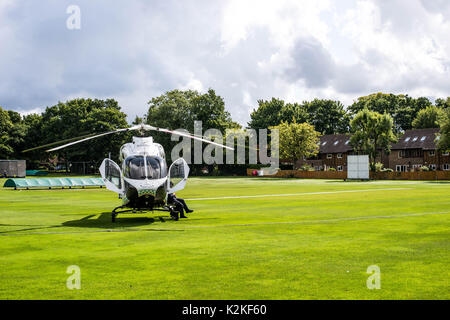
[62,212,174,229]
[62,212,220,229]
[0,211,218,234]
[0,223,64,234]
[0,212,178,234]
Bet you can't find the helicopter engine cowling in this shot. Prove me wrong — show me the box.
[120,136,165,161]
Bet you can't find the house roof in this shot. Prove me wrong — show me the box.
[319,134,353,153]
[390,128,439,150]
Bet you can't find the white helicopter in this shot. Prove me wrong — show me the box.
[24,124,233,222]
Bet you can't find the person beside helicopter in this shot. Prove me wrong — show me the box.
[168,192,194,219]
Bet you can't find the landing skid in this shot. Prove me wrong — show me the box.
[111,205,178,222]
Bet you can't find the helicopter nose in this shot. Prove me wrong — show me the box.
[142,194,154,206]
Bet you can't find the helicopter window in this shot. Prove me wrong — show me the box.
[146,156,168,179]
[105,160,122,189]
[124,156,146,180]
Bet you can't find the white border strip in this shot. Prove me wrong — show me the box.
[185,188,412,201]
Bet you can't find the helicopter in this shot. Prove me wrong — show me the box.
[23,123,233,222]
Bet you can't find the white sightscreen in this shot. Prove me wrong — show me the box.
[347,155,369,179]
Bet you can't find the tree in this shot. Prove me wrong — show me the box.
[21,113,44,168]
[350,109,397,171]
[348,93,432,131]
[0,107,29,160]
[412,106,445,129]
[270,120,320,169]
[145,89,240,162]
[6,110,28,159]
[437,108,450,152]
[248,98,308,130]
[435,97,450,109]
[39,98,130,165]
[249,98,349,134]
[0,106,13,158]
[303,99,350,134]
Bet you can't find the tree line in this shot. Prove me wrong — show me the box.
[0,90,449,172]
[262,93,449,170]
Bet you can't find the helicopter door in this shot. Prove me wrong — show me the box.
[99,158,124,194]
[167,158,190,193]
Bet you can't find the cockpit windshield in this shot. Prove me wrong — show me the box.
[124,155,167,180]
[146,156,167,179]
[124,156,146,180]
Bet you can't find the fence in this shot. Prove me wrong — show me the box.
[0,160,26,178]
[247,169,450,180]
[370,171,450,180]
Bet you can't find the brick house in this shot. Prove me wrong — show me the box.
[295,128,449,171]
[389,128,449,172]
[296,134,353,171]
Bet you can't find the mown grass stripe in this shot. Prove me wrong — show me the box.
[2,210,447,236]
[185,187,413,201]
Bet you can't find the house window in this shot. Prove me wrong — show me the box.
[322,141,327,146]
[444,164,450,171]
[396,165,408,172]
[421,136,426,141]
[334,141,339,145]
[327,154,332,159]
[337,153,343,159]
[404,137,410,142]
[443,151,449,156]
[337,165,343,171]
[398,150,405,158]
[412,137,418,142]
[429,164,436,170]
[429,151,435,157]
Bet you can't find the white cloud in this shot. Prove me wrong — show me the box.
[1,0,450,126]
[17,108,43,116]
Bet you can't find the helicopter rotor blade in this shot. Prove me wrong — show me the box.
[46,127,133,152]
[149,126,234,151]
[22,132,100,153]
[23,123,234,153]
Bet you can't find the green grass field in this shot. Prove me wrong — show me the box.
[0,177,449,299]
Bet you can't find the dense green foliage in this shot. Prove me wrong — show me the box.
[0,177,449,299]
[0,107,14,158]
[437,108,450,151]
[145,89,240,162]
[0,100,130,168]
[435,97,450,109]
[348,93,434,131]
[350,109,397,170]
[248,98,308,130]
[40,99,130,165]
[249,98,349,134]
[270,121,320,169]
[412,106,445,129]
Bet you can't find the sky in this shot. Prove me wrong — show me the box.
[1,0,450,126]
